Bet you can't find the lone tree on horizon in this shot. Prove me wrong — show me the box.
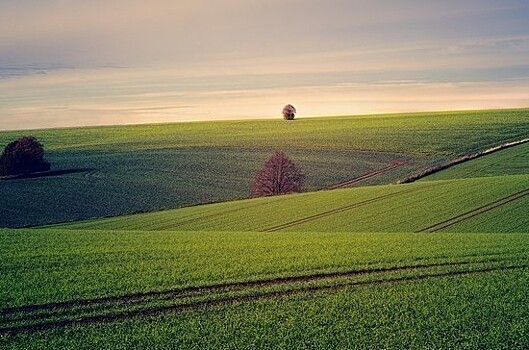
[251,151,304,197]
[282,104,297,120]
[0,136,51,176]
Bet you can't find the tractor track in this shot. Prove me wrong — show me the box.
[152,200,276,231]
[327,161,409,190]
[262,186,425,232]
[1,257,527,335]
[417,188,529,232]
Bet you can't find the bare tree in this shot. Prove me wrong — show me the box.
[251,151,304,197]
[282,104,297,120]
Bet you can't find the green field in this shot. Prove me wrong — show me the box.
[423,140,529,181]
[2,230,529,349]
[55,174,529,233]
[2,108,529,227]
[2,109,529,349]
[4,270,528,349]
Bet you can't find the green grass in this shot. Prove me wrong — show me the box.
[2,108,529,348]
[1,230,529,349]
[423,141,529,181]
[0,147,425,228]
[2,109,528,154]
[56,174,529,233]
[3,229,529,309]
[437,195,529,233]
[3,270,529,349]
[2,108,528,227]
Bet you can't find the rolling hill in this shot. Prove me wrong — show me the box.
[2,108,529,227]
[2,109,529,349]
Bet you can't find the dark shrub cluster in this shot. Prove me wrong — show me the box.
[0,136,50,176]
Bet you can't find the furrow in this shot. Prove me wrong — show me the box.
[327,162,408,190]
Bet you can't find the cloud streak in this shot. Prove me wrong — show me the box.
[1,0,529,129]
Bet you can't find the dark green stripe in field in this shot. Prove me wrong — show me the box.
[1,108,528,228]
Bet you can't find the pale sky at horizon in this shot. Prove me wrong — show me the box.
[1,0,529,130]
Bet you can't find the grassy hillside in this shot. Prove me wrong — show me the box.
[2,108,529,228]
[4,229,528,308]
[56,174,529,233]
[4,270,529,349]
[423,141,529,181]
[1,229,529,348]
[2,109,529,349]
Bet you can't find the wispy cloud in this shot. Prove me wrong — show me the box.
[1,0,529,129]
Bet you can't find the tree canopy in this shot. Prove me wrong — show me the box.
[0,136,51,176]
[251,151,304,197]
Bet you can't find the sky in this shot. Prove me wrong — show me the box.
[1,0,529,130]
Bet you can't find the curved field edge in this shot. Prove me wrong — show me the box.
[2,230,529,309]
[2,269,529,349]
[420,139,529,181]
[398,138,529,184]
[53,174,529,233]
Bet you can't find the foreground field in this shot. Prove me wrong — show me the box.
[1,230,529,349]
[4,230,529,308]
[2,108,529,227]
[4,270,528,349]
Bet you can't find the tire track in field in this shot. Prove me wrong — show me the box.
[0,251,513,317]
[1,258,527,335]
[262,186,425,232]
[326,161,410,190]
[150,200,276,231]
[417,188,529,233]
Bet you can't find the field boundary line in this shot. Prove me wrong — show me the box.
[417,188,529,232]
[398,138,529,184]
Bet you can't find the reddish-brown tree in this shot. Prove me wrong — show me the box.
[251,151,304,197]
[282,104,296,120]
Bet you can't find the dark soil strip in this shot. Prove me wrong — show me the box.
[262,186,422,232]
[398,138,529,184]
[417,188,529,232]
[327,161,409,190]
[1,264,526,336]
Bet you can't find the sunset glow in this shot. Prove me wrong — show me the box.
[1,0,529,130]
